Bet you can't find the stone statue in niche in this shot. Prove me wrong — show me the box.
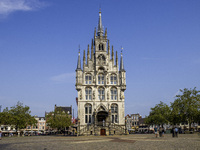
[93,90,95,99]
[80,90,82,99]
[120,91,124,99]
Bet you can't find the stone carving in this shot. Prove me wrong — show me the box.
[107,91,109,99]
[120,91,124,99]
[93,90,95,99]
[80,90,82,99]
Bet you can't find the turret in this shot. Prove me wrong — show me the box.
[120,52,125,71]
[119,51,126,91]
[76,50,83,90]
[76,51,81,71]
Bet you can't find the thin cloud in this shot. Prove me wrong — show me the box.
[50,72,75,83]
[0,0,47,18]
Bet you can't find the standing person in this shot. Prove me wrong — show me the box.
[171,127,175,137]
[154,126,158,138]
[162,128,165,137]
[159,127,162,137]
[175,127,178,137]
[0,131,2,140]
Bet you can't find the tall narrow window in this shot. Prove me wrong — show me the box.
[111,88,117,100]
[111,104,118,123]
[85,104,92,124]
[110,74,117,84]
[98,87,105,100]
[99,44,104,50]
[85,74,92,84]
[85,88,92,100]
[98,74,104,84]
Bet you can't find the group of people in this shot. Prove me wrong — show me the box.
[172,127,179,137]
[154,126,165,138]
[154,126,179,138]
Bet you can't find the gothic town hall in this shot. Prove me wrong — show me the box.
[75,10,126,135]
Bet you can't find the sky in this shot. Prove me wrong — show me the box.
[0,0,200,117]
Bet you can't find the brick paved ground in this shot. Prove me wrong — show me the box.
[0,134,199,150]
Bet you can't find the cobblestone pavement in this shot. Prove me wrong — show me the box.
[0,134,199,150]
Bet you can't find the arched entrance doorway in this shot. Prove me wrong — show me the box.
[97,111,108,126]
[97,111,108,136]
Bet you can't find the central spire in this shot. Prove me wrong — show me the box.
[97,8,103,36]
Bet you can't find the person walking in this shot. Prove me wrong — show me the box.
[154,126,158,138]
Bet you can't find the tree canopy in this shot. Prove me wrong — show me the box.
[46,108,71,133]
[170,87,200,130]
[145,101,171,126]
[145,87,200,130]
[0,102,37,131]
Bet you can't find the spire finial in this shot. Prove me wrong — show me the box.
[97,8,103,36]
[76,45,81,70]
[120,47,125,71]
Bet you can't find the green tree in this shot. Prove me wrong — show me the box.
[170,87,200,130]
[46,108,71,134]
[145,101,171,126]
[0,102,37,136]
[0,107,12,125]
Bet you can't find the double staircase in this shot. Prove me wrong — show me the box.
[79,122,126,136]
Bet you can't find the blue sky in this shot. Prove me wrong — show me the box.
[0,0,200,117]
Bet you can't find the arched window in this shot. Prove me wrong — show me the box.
[85,87,92,100]
[98,74,104,84]
[110,74,117,85]
[99,43,104,50]
[85,74,92,84]
[98,87,105,100]
[111,88,117,100]
[85,104,92,123]
[111,104,118,123]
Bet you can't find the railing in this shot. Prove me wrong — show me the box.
[110,123,126,134]
[79,124,94,135]
[97,121,109,127]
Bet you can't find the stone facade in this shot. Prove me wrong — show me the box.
[75,10,126,135]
